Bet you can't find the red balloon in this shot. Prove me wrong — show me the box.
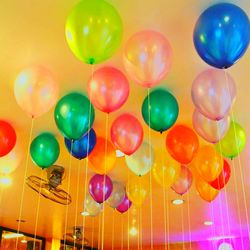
[0,120,16,157]
[166,125,199,164]
[209,160,231,190]
[171,165,193,195]
[87,66,129,113]
[110,113,143,155]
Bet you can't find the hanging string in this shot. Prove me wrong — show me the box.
[112,209,115,250]
[127,168,130,250]
[181,200,185,250]
[210,201,216,250]
[98,213,101,250]
[121,216,124,250]
[166,189,170,250]
[140,206,142,250]
[137,209,140,250]
[147,88,154,250]
[73,160,81,248]
[186,191,192,250]
[63,140,73,249]
[32,168,44,248]
[15,118,34,249]
[91,217,95,250]
[82,64,95,250]
[101,113,109,250]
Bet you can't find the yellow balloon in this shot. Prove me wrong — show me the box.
[193,145,223,182]
[125,142,154,176]
[196,177,219,202]
[14,66,58,118]
[153,158,180,188]
[126,175,149,207]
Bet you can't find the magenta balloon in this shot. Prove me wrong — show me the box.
[191,68,236,120]
[89,174,113,203]
[171,165,193,195]
[192,109,230,143]
[116,194,132,213]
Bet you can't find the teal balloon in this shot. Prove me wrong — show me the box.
[54,92,95,140]
[141,89,179,132]
[30,133,60,169]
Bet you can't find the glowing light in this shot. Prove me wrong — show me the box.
[218,242,234,250]
[204,220,213,226]
[129,227,138,236]
[172,199,184,205]
[224,16,230,23]
[81,211,89,216]
[2,233,24,239]
[21,239,27,244]
[116,150,125,157]
[0,176,12,186]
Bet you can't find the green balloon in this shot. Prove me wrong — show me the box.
[141,89,179,132]
[54,92,95,140]
[216,121,246,159]
[65,0,123,64]
[30,133,60,169]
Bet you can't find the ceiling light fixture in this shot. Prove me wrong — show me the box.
[204,221,213,226]
[2,233,24,239]
[172,199,184,205]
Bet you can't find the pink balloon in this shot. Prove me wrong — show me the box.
[191,68,236,120]
[192,109,230,144]
[110,113,143,155]
[123,30,172,88]
[88,67,129,113]
[171,165,193,195]
[116,194,132,213]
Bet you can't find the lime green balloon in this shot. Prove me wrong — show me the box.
[141,88,179,132]
[30,133,60,169]
[216,121,246,159]
[65,0,123,64]
[54,92,95,140]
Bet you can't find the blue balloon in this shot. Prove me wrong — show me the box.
[64,128,96,159]
[193,3,250,69]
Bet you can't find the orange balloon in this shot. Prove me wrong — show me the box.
[88,137,116,174]
[196,177,219,202]
[166,125,199,164]
[110,113,143,155]
[193,145,223,182]
[87,67,129,113]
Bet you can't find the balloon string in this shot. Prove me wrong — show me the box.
[216,123,231,238]
[82,64,95,250]
[186,191,192,250]
[98,213,101,250]
[166,189,170,248]
[121,216,124,250]
[127,168,130,250]
[224,68,250,242]
[137,209,139,250]
[63,140,73,248]
[181,199,185,250]
[15,118,34,250]
[147,88,154,250]
[101,113,109,250]
[112,209,115,250]
[73,160,81,248]
[91,217,95,249]
[210,202,216,250]
[32,168,44,249]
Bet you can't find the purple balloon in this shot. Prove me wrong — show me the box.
[116,194,132,213]
[89,174,113,203]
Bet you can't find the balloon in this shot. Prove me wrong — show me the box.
[88,137,116,174]
[0,120,16,157]
[193,145,223,183]
[0,142,22,174]
[192,109,230,144]
[30,133,60,169]
[215,121,246,159]
[171,165,193,195]
[153,157,180,188]
[191,69,236,121]
[142,89,179,132]
[64,128,96,160]
[116,194,132,214]
[166,125,199,164]
[84,194,103,216]
[193,3,250,69]
[210,160,231,190]
[14,65,58,118]
[110,113,143,155]
[123,30,172,88]
[89,174,113,203]
[54,92,95,140]
[126,175,149,207]
[196,177,219,202]
[65,0,122,64]
[87,67,129,113]
[125,142,154,176]
[106,181,125,208]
